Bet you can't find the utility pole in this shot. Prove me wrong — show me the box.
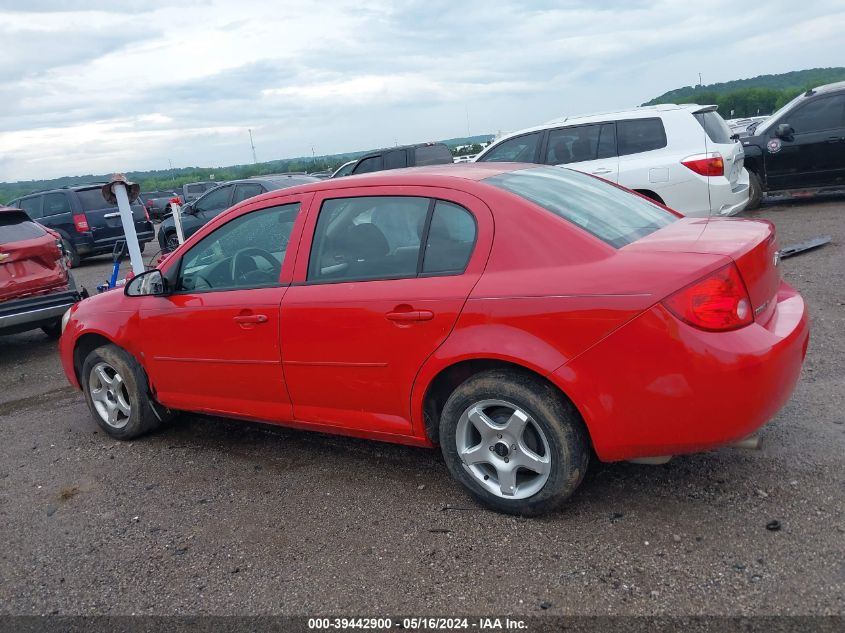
[465,105,471,137]
[698,72,702,88]
[248,129,257,164]
[168,159,175,186]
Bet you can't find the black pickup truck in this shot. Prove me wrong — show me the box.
[740,81,845,209]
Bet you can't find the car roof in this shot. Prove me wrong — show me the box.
[242,163,529,201]
[811,80,845,95]
[357,142,447,159]
[489,103,712,145]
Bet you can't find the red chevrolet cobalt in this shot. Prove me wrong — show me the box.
[58,164,808,515]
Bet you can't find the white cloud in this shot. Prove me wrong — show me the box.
[0,0,842,182]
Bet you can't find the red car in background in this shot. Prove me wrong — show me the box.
[0,207,84,338]
[58,164,808,515]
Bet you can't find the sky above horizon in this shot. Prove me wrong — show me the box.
[0,0,843,183]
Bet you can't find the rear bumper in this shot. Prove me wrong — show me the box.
[0,282,82,335]
[551,280,809,461]
[710,169,751,216]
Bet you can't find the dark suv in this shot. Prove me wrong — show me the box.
[741,80,845,208]
[343,142,454,176]
[7,184,154,267]
[157,175,320,252]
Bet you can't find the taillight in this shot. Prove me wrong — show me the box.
[72,213,89,232]
[681,153,724,177]
[663,263,753,332]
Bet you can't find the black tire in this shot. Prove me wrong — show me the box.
[62,238,81,268]
[165,231,180,252]
[81,343,172,440]
[41,320,62,339]
[439,369,589,516]
[746,171,762,211]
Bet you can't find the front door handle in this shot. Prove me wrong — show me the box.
[826,136,841,144]
[386,310,434,323]
[591,168,613,175]
[233,314,268,324]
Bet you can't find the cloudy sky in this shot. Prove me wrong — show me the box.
[0,0,842,182]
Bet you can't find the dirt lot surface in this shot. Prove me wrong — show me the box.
[0,201,843,617]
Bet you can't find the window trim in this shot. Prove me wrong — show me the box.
[171,202,301,295]
[304,195,478,286]
[193,184,234,214]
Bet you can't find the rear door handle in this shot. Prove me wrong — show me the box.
[826,136,841,143]
[591,168,613,175]
[233,314,268,324]
[104,212,121,218]
[386,310,434,323]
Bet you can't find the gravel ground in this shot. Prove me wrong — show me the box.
[0,200,842,617]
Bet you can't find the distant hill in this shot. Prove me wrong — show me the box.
[643,67,845,106]
[641,67,845,119]
[0,134,494,203]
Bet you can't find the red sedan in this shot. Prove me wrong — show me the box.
[58,164,809,515]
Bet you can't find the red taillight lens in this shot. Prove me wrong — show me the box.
[663,263,753,331]
[72,213,89,232]
[681,153,724,177]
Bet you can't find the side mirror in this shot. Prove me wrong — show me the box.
[775,123,794,141]
[125,269,168,297]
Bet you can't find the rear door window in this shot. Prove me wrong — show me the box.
[18,196,43,219]
[42,192,72,216]
[694,111,734,144]
[421,201,476,275]
[478,132,541,163]
[232,183,265,205]
[484,166,675,248]
[0,211,47,244]
[545,124,615,164]
[414,144,453,165]
[617,118,667,155]
[384,149,408,170]
[307,196,430,283]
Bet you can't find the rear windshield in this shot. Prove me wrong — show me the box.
[484,167,676,248]
[694,111,734,144]
[76,188,111,210]
[0,212,46,244]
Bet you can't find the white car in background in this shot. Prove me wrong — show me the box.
[474,104,749,217]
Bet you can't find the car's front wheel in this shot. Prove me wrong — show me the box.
[746,171,763,211]
[81,344,171,439]
[164,231,180,252]
[439,369,589,515]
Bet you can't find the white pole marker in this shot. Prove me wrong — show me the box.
[113,183,145,275]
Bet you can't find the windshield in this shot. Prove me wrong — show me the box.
[484,166,676,248]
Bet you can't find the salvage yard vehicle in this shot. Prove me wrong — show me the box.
[1,207,83,337]
[7,184,154,268]
[157,174,321,252]
[740,81,845,209]
[59,163,809,515]
[475,104,750,218]
[344,142,454,176]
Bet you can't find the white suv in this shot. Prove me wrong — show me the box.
[474,104,749,217]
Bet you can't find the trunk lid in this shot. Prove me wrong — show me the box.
[627,217,780,323]
[75,187,149,242]
[693,107,745,186]
[0,210,68,302]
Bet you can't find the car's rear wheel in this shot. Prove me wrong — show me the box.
[746,171,763,211]
[439,369,589,515]
[61,238,80,268]
[81,344,171,439]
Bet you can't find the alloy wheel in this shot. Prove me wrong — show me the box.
[455,399,551,499]
[88,361,131,429]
